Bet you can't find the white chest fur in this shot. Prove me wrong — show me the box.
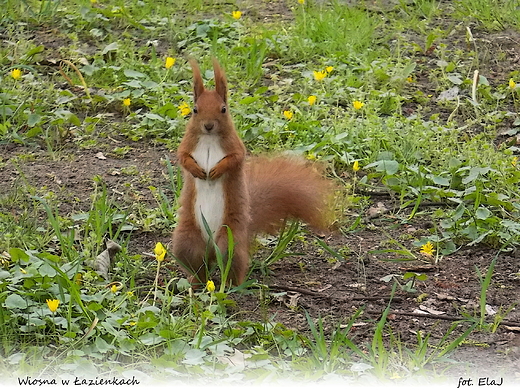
[192,135,226,241]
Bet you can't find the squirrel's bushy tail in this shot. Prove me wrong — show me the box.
[246,156,333,236]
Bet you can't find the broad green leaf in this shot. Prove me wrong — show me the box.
[5,293,28,309]
[124,69,146,78]
[181,348,206,365]
[432,175,450,186]
[9,248,29,262]
[27,113,42,127]
[239,96,260,105]
[39,262,57,277]
[475,207,491,220]
[139,333,165,345]
[102,42,119,54]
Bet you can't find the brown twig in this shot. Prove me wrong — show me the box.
[368,310,520,328]
[269,284,402,302]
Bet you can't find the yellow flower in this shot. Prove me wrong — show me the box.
[110,284,118,293]
[307,95,317,106]
[306,153,317,161]
[123,98,131,107]
[407,76,414,83]
[509,78,516,90]
[283,110,293,120]
[353,160,360,172]
[179,101,191,116]
[165,57,176,69]
[313,70,327,81]
[390,372,402,380]
[232,11,242,19]
[11,69,22,80]
[206,280,215,292]
[325,66,334,74]
[154,242,167,262]
[127,291,134,297]
[353,100,364,110]
[512,156,518,167]
[46,299,60,313]
[420,241,435,256]
[298,0,305,4]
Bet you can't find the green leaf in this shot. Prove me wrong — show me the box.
[404,272,428,281]
[88,302,103,311]
[369,160,399,175]
[38,262,57,277]
[23,45,44,60]
[475,207,491,220]
[94,336,113,353]
[239,96,260,105]
[27,113,43,127]
[9,248,29,262]
[102,42,119,54]
[461,166,491,184]
[139,333,165,345]
[5,293,28,309]
[181,348,206,365]
[447,74,463,85]
[432,175,450,186]
[124,69,146,79]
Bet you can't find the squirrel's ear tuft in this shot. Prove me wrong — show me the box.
[189,58,205,103]
[212,58,227,104]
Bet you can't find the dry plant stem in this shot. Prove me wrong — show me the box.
[472,69,479,104]
[59,59,91,99]
[367,310,520,328]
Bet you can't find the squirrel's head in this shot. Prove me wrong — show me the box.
[189,58,231,135]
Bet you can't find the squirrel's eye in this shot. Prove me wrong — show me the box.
[193,106,198,114]
[221,106,227,114]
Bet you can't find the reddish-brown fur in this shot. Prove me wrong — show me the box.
[171,59,333,287]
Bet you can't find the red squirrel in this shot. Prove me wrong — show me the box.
[171,58,333,286]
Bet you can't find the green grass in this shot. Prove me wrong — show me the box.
[1,0,520,384]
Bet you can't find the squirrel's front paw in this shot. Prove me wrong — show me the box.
[209,166,224,179]
[191,167,207,179]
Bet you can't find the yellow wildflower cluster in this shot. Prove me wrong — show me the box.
[46,299,60,313]
[11,69,22,80]
[420,241,435,256]
[179,102,191,116]
[165,57,176,69]
[313,66,334,81]
[154,242,167,262]
[353,100,364,110]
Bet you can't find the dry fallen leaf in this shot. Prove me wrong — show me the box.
[87,239,122,279]
[367,202,389,219]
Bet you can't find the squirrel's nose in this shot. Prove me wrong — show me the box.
[204,122,214,131]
